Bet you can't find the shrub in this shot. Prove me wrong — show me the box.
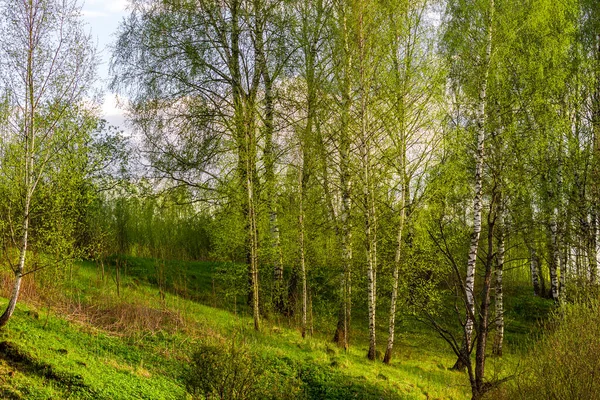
[185,341,261,400]
[492,299,600,400]
[184,339,302,400]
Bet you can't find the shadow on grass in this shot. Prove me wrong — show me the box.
[0,341,96,397]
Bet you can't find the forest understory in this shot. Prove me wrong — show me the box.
[0,257,560,399]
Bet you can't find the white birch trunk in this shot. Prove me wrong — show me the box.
[492,204,505,356]
[589,213,597,284]
[0,203,29,327]
[384,195,406,364]
[455,3,493,367]
[248,158,260,331]
[334,2,353,349]
[560,242,568,300]
[366,178,377,361]
[530,247,540,295]
[299,166,308,338]
[362,88,377,362]
[356,3,377,361]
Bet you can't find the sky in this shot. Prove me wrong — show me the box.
[81,0,129,128]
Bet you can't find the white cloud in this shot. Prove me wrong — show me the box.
[82,0,128,16]
[106,0,128,13]
[82,10,110,18]
[102,94,126,117]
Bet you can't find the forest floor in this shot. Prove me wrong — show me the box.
[0,258,554,399]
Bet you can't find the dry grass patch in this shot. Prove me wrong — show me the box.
[0,272,41,304]
[65,298,186,335]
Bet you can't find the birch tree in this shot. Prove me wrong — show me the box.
[331,0,354,350]
[381,0,441,365]
[443,0,495,370]
[112,0,293,331]
[0,0,96,327]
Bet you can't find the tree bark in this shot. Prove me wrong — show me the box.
[383,201,405,364]
[454,0,494,371]
[355,2,378,361]
[549,208,560,302]
[492,201,505,357]
[0,205,29,328]
[590,213,598,284]
[299,165,308,338]
[529,247,540,296]
[255,3,284,312]
[333,2,353,350]
[473,202,496,399]
[231,0,260,331]
[0,2,36,326]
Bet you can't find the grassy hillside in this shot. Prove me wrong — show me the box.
[0,258,552,399]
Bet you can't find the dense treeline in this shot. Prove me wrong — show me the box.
[0,0,599,399]
[109,0,600,398]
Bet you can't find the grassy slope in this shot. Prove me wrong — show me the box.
[0,258,553,399]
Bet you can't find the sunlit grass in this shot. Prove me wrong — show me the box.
[0,257,553,399]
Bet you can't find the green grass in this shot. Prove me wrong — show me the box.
[0,306,186,399]
[0,257,554,399]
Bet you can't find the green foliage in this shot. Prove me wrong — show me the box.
[100,187,213,261]
[493,299,600,400]
[184,339,305,400]
[185,340,264,400]
[298,363,402,400]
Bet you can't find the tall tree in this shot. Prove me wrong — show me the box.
[332,0,354,350]
[0,0,96,327]
[382,0,441,364]
[443,0,495,371]
[112,0,292,331]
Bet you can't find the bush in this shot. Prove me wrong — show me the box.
[185,341,261,400]
[492,299,600,400]
[184,340,301,400]
[184,338,398,399]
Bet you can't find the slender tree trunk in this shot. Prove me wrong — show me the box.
[333,2,353,350]
[454,0,494,371]
[231,0,260,331]
[383,158,408,363]
[255,8,284,312]
[298,4,318,338]
[0,12,36,327]
[383,203,405,364]
[529,247,540,296]
[492,202,505,357]
[550,208,560,302]
[0,204,30,328]
[560,239,567,300]
[270,210,284,309]
[298,108,312,338]
[383,10,413,363]
[248,155,260,331]
[299,165,308,338]
[365,175,377,360]
[356,3,378,361]
[590,214,598,284]
[473,204,496,399]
